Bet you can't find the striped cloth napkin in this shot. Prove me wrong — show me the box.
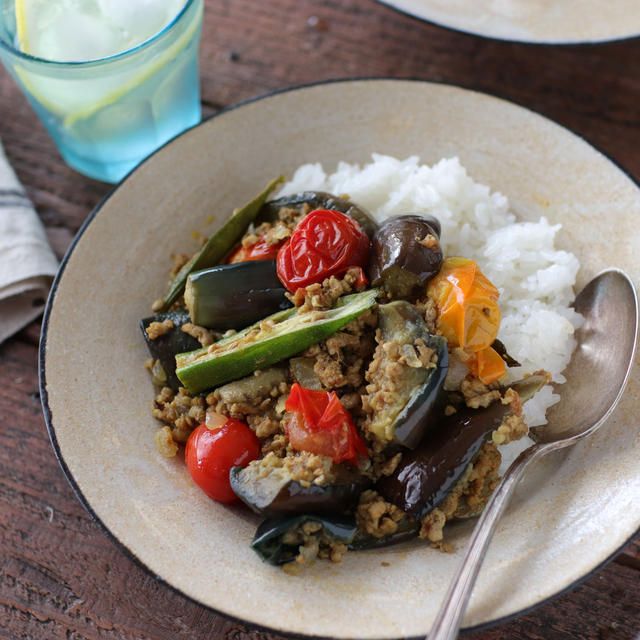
[0,142,58,344]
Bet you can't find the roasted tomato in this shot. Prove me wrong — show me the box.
[428,257,506,383]
[276,209,370,291]
[284,383,369,466]
[185,418,260,503]
[429,257,501,351]
[227,236,284,263]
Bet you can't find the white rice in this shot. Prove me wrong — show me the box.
[278,154,583,428]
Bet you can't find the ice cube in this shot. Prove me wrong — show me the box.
[25,0,128,61]
[96,0,186,47]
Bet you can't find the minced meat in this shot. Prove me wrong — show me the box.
[145,318,174,340]
[152,387,205,443]
[356,490,406,538]
[289,267,366,311]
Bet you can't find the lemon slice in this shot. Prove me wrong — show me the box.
[14,0,30,53]
[11,0,199,127]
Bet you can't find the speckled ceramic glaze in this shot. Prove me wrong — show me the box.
[377,0,640,43]
[41,80,640,639]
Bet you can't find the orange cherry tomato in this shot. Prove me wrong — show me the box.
[429,257,501,352]
[466,345,507,384]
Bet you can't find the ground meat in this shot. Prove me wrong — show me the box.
[289,267,365,311]
[207,369,290,441]
[460,376,501,409]
[278,203,310,226]
[370,451,402,478]
[302,308,377,396]
[356,490,406,538]
[181,322,216,347]
[239,204,307,251]
[492,413,528,445]
[152,387,206,443]
[414,294,438,333]
[260,433,289,457]
[281,520,348,574]
[145,318,174,340]
[254,415,282,439]
[154,426,179,457]
[249,220,293,245]
[246,450,336,487]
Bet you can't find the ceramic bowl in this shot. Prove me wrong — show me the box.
[41,79,640,639]
[375,0,640,43]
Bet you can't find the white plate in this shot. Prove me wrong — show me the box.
[41,79,640,639]
[376,0,640,43]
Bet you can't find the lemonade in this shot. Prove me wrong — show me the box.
[0,0,203,182]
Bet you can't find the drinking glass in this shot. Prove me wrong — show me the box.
[0,0,203,183]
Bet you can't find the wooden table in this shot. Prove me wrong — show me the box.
[1,1,639,638]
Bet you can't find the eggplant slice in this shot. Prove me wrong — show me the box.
[365,301,448,449]
[368,214,443,299]
[377,373,549,520]
[185,260,291,329]
[140,309,202,391]
[230,463,369,517]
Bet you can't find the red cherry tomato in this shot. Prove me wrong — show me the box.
[185,418,260,503]
[276,209,370,291]
[285,383,369,466]
[226,236,284,263]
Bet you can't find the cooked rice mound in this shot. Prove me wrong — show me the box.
[279,154,582,427]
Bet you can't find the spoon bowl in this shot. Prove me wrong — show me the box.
[534,269,639,444]
[428,268,638,640]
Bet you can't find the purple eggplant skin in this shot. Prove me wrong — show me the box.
[368,214,443,299]
[229,465,370,517]
[377,401,508,520]
[376,374,548,520]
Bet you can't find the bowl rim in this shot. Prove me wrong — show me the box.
[371,0,640,45]
[38,77,640,639]
[0,0,200,66]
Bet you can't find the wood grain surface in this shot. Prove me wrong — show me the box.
[1,1,639,638]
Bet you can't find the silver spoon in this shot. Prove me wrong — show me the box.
[428,268,638,640]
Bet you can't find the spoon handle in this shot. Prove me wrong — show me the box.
[427,443,546,640]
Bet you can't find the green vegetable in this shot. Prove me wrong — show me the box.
[174,306,298,369]
[367,301,448,449]
[185,260,290,329]
[176,289,379,393]
[158,175,284,312]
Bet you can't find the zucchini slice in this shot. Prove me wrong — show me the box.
[176,289,379,393]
